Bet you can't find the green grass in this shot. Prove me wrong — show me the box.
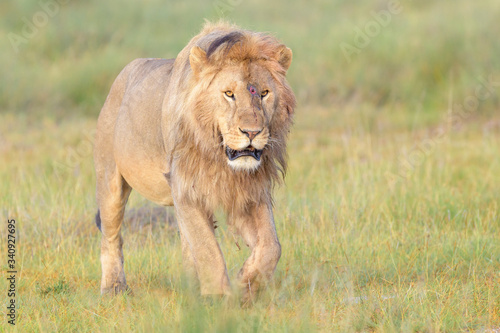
[1,109,499,332]
[1,0,500,331]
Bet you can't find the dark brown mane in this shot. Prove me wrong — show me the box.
[197,27,289,74]
[206,31,244,59]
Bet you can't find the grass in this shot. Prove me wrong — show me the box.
[1,0,500,331]
[1,109,499,332]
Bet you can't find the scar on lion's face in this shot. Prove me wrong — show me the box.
[248,84,257,95]
[246,83,262,111]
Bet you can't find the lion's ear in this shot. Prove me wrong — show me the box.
[276,46,293,72]
[189,46,207,77]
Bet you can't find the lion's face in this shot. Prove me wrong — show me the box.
[187,36,294,174]
[211,62,278,171]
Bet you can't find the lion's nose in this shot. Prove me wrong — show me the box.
[239,128,262,141]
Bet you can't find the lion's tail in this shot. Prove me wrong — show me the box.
[95,210,102,231]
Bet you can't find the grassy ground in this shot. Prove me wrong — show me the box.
[1,110,499,332]
[1,0,499,332]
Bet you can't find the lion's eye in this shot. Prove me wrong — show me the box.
[225,91,234,98]
[261,90,269,97]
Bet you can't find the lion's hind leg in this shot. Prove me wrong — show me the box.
[96,166,132,295]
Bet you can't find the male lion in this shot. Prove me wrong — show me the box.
[94,21,295,301]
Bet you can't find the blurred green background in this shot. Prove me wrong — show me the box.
[2,0,499,124]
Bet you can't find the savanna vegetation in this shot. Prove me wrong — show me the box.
[1,0,499,331]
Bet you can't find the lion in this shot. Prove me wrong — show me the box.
[93,21,295,302]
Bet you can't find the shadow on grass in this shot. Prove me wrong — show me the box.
[125,205,177,232]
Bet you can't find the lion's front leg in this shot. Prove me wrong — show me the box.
[174,202,231,296]
[232,202,281,303]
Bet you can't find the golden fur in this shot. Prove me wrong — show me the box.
[94,21,295,300]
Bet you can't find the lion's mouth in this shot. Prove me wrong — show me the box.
[226,146,263,161]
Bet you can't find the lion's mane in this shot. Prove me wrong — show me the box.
[161,21,296,212]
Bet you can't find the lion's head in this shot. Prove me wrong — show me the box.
[164,22,295,209]
[188,31,294,172]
